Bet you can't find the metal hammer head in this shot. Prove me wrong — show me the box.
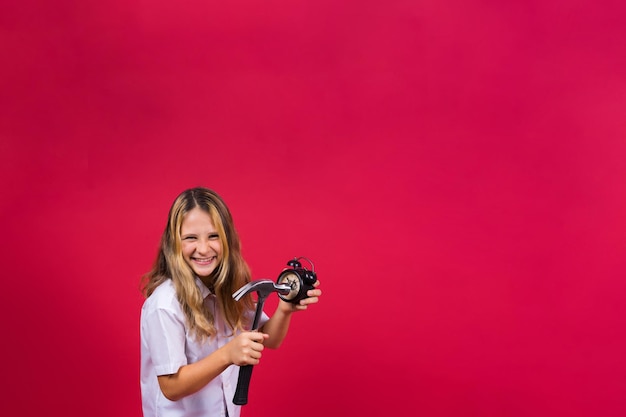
[232,279,291,301]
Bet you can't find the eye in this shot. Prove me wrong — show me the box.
[182,236,196,240]
[208,233,219,240]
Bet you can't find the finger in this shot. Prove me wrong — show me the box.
[248,332,269,344]
[243,331,261,339]
[298,295,320,309]
[306,289,322,299]
[247,349,263,360]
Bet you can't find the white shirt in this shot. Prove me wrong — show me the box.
[140,278,268,417]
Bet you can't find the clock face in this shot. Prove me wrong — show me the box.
[278,271,300,301]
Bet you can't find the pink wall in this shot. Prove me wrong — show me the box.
[2,1,625,416]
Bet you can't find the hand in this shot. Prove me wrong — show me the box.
[278,279,322,313]
[225,331,269,366]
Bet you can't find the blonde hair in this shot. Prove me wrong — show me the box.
[141,187,254,340]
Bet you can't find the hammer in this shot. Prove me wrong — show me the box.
[232,279,291,405]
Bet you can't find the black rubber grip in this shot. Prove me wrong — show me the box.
[233,364,254,405]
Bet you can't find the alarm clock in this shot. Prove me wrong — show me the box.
[276,257,318,304]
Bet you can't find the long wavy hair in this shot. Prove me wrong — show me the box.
[141,187,254,340]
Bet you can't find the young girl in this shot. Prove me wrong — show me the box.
[140,187,321,417]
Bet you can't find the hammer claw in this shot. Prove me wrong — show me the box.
[232,281,256,301]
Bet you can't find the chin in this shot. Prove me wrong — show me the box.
[196,269,215,277]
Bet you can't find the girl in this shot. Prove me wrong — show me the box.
[140,187,321,417]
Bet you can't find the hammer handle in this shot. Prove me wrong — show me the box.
[233,364,254,405]
[233,296,266,406]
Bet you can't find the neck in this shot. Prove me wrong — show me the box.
[200,276,215,293]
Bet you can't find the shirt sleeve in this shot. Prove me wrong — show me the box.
[142,307,189,376]
[259,310,270,328]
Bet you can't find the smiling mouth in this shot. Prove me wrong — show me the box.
[192,256,216,265]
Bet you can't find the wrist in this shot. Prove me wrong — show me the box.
[277,300,296,315]
[216,343,234,367]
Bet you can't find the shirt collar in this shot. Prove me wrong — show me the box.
[195,277,213,299]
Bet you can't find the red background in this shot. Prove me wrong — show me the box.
[1,1,625,416]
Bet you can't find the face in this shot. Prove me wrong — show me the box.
[180,207,223,280]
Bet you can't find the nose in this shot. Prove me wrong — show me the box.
[196,238,211,254]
